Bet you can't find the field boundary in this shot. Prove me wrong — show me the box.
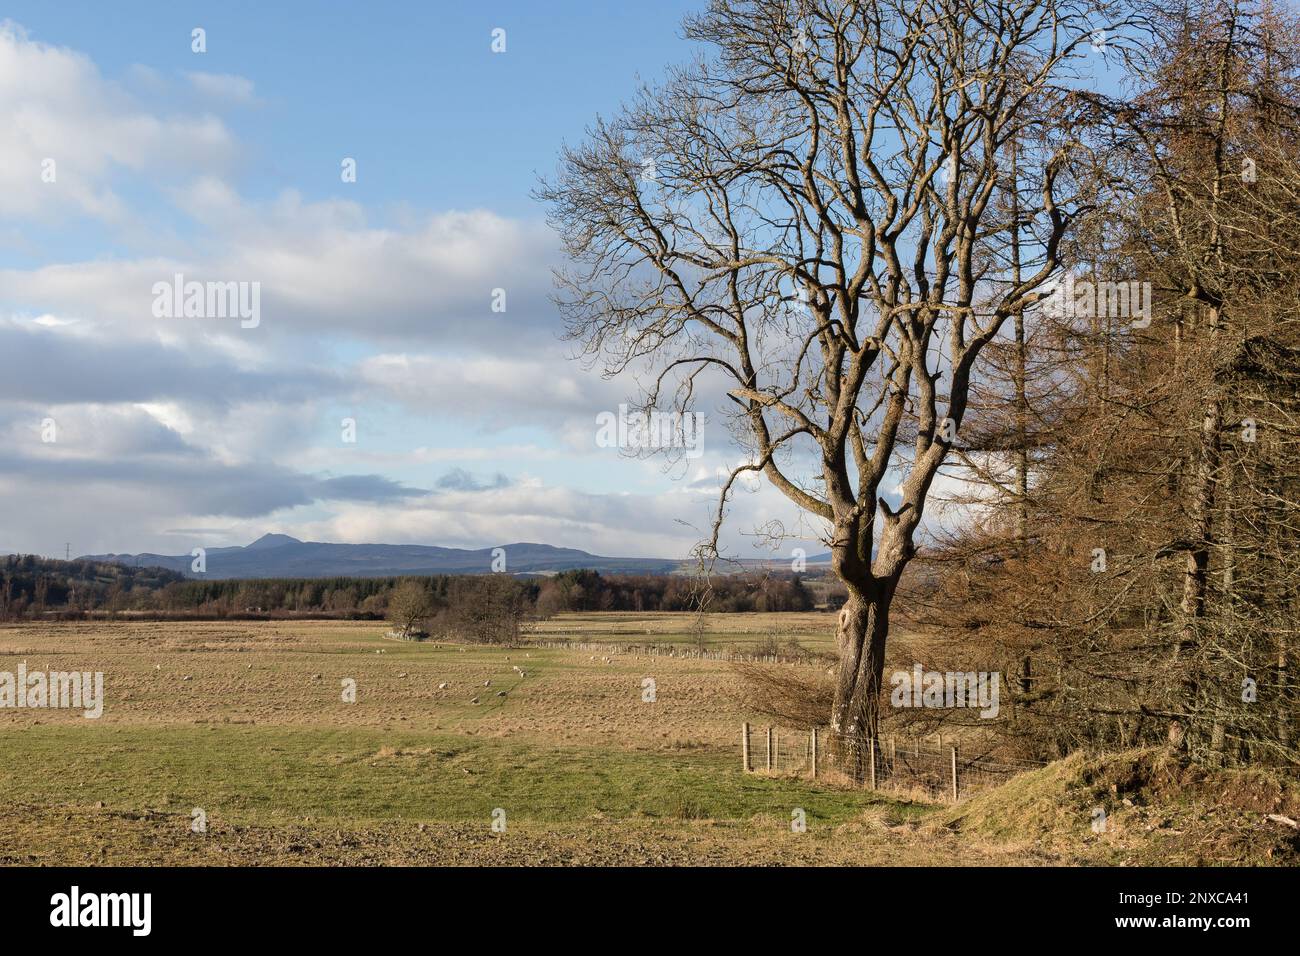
[741,722,1047,802]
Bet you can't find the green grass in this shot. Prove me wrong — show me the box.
[1,724,878,827]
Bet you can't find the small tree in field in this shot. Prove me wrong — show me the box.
[387,580,432,639]
[542,0,1117,761]
[437,576,529,644]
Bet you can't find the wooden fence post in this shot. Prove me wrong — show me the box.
[773,728,780,771]
[766,726,773,771]
[742,722,750,772]
[810,728,818,779]
[868,736,877,790]
[950,745,959,802]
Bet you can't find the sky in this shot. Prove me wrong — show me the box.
[0,0,836,561]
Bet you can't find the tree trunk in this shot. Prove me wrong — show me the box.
[830,580,896,779]
[1009,135,1030,551]
[1182,398,1221,620]
[1174,393,1222,751]
[1279,637,1291,753]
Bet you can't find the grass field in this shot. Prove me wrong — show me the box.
[2,614,1292,865]
[528,610,840,650]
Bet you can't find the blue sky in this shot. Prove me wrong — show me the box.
[0,1,828,560]
[3,1,703,217]
[0,3,1129,562]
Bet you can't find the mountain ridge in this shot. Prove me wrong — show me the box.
[79,536,686,579]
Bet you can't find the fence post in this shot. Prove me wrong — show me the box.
[950,745,959,802]
[868,736,877,790]
[766,726,773,771]
[742,722,750,772]
[774,728,780,771]
[810,727,818,779]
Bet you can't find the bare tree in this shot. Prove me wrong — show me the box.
[542,0,1117,758]
[388,580,432,639]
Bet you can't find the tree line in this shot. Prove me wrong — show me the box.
[897,0,1300,768]
[0,555,818,625]
[0,555,184,619]
[533,569,815,615]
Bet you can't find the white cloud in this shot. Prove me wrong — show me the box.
[357,352,605,427]
[0,21,237,223]
[282,474,825,560]
[186,71,257,104]
[0,205,559,347]
[0,21,832,561]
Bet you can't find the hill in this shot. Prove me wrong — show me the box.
[0,554,185,615]
[81,533,683,579]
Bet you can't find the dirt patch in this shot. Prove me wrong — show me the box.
[0,801,1024,867]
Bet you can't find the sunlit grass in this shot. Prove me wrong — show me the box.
[2,724,882,827]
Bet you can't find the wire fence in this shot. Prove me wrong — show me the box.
[741,722,1047,802]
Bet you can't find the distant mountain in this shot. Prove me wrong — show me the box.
[80,534,683,580]
[245,533,302,550]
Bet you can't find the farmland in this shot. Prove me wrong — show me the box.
[1,616,1294,866]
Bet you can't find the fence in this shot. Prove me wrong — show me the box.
[741,722,1045,802]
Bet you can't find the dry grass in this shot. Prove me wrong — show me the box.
[528,610,840,649]
[932,748,1300,865]
[0,619,754,747]
[1,618,1286,866]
